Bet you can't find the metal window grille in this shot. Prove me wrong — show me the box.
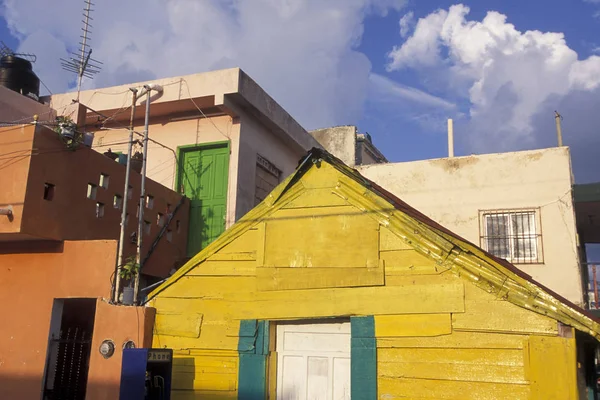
[43,327,92,400]
[481,210,542,264]
[254,155,281,206]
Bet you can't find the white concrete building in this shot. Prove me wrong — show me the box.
[358,147,587,307]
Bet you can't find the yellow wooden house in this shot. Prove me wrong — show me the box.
[147,148,600,399]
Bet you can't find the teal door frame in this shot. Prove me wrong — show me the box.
[237,316,377,399]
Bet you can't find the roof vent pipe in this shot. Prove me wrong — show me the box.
[447,118,454,158]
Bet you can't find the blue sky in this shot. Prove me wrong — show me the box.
[1,0,600,182]
[358,0,600,163]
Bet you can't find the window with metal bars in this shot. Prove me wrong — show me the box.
[254,155,281,206]
[480,209,543,264]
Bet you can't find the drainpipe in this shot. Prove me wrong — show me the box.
[133,84,163,305]
[113,88,138,303]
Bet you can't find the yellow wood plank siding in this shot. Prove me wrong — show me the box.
[154,311,203,338]
[377,331,528,349]
[149,160,585,398]
[256,265,384,291]
[153,283,465,320]
[375,314,452,337]
[282,187,349,209]
[263,206,379,268]
[185,260,256,277]
[527,335,578,400]
[382,249,450,275]
[380,226,413,251]
[378,377,530,400]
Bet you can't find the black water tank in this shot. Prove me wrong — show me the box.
[0,55,40,101]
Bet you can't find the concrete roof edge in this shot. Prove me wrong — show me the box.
[47,68,243,111]
[357,146,570,170]
[234,69,321,152]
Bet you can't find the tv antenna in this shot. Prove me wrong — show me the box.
[0,41,37,63]
[60,0,102,101]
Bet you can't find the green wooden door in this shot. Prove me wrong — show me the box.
[178,143,229,256]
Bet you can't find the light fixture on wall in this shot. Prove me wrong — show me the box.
[99,339,115,359]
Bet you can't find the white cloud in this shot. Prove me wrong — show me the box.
[386,4,600,153]
[366,72,461,136]
[369,73,455,110]
[388,8,447,69]
[0,0,406,130]
[399,11,414,37]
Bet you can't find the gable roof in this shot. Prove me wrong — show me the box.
[148,148,600,340]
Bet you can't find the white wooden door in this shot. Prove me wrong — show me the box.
[276,322,351,400]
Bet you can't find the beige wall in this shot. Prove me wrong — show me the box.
[48,69,241,114]
[310,125,357,166]
[92,115,239,227]
[235,108,305,219]
[358,147,584,306]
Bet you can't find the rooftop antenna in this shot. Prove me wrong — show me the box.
[60,0,102,101]
[0,41,37,62]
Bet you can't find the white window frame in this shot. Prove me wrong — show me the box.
[479,208,543,264]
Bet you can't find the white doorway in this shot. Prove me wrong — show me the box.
[276,321,351,400]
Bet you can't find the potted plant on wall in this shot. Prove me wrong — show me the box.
[131,151,143,173]
[55,115,76,140]
[120,256,139,305]
[54,115,80,150]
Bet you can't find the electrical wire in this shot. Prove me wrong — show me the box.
[0,139,134,162]
[84,89,131,110]
[100,93,134,127]
[0,101,71,125]
[180,78,232,140]
[39,77,53,96]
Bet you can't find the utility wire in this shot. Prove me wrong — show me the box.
[0,139,133,162]
[180,78,232,140]
[39,77,53,96]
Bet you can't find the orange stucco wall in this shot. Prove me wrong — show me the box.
[0,124,190,277]
[0,240,154,400]
[0,125,34,235]
[87,299,155,400]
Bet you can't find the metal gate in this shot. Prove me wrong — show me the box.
[42,326,92,400]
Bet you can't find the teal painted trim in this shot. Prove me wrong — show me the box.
[238,320,269,400]
[238,320,257,353]
[351,316,376,400]
[351,315,375,337]
[238,354,267,400]
[255,320,268,355]
[239,320,258,337]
